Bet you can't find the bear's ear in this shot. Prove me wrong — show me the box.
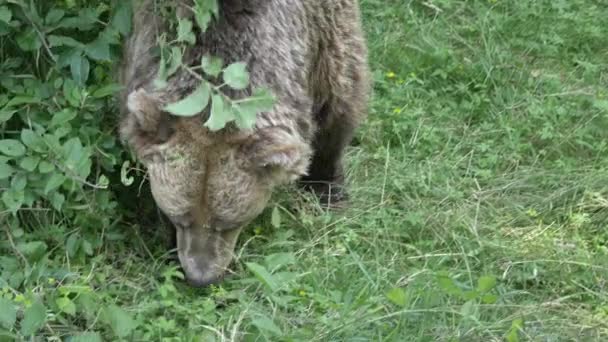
[122,88,176,143]
[126,89,160,129]
[238,127,312,182]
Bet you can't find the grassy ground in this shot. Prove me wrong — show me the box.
[4,0,608,340]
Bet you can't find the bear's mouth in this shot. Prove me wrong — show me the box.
[175,224,242,287]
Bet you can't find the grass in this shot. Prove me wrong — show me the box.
[4,0,608,340]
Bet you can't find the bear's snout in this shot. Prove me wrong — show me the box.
[175,224,242,288]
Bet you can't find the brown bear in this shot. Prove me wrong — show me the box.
[118,0,370,287]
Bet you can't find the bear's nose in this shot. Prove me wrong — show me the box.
[177,241,224,288]
[175,224,235,288]
[174,222,243,287]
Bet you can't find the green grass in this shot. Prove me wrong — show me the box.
[3,0,608,340]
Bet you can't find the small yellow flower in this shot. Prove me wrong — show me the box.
[298,290,307,297]
[386,71,396,79]
[393,108,402,114]
[254,227,263,235]
[48,277,56,285]
[526,208,538,218]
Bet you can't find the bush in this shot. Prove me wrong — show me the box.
[0,0,135,248]
[0,1,273,339]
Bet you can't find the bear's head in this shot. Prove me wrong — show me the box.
[122,89,311,286]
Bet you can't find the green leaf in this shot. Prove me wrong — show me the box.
[56,126,73,140]
[436,273,462,296]
[481,293,498,304]
[196,0,219,17]
[204,94,234,131]
[506,318,524,342]
[0,6,11,24]
[223,62,250,90]
[201,55,223,77]
[460,300,477,319]
[245,262,279,292]
[66,234,80,257]
[56,297,76,316]
[48,35,84,48]
[11,228,24,238]
[75,292,98,319]
[39,161,55,173]
[167,47,183,77]
[45,173,66,194]
[5,96,39,107]
[0,161,14,179]
[463,290,479,301]
[233,106,257,131]
[251,316,282,336]
[103,305,137,338]
[85,35,111,61]
[506,330,519,342]
[153,43,170,89]
[45,9,65,25]
[0,139,26,157]
[2,189,24,213]
[386,287,407,306]
[240,88,276,110]
[63,77,82,107]
[71,332,103,342]
[50,192,65,211]
[51,108,77,127]
[16,29,41,51]
[177,18,196,45]
[92,84,124,98]
[75,8,98,30]
[0,109,17,123]
[19,156,40,172]
[63,137,88,174]
[476,275,497,293]
[70,54,90,86]
[17,241,47,261]
[193,0,218,32]
[271,207,281,228]
[20,129,44,152]
[0,298,16,329]
[194,11,212,32]
[20,301,46,336]
[164,82,211,117]
[233,88,275,130]
[593,99,608,112]
[264,253,296,271]
[82,240,94,256]
[111,1,132,36]
[28,1,42,24]
[11,173,26,191]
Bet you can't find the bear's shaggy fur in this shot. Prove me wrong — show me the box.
[119,0,370,287]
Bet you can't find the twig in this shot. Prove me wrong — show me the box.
[52,161,108,190]
[19,4,57,62]
[3,222,29,268]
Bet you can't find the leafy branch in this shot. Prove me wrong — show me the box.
[153,0,276,132]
